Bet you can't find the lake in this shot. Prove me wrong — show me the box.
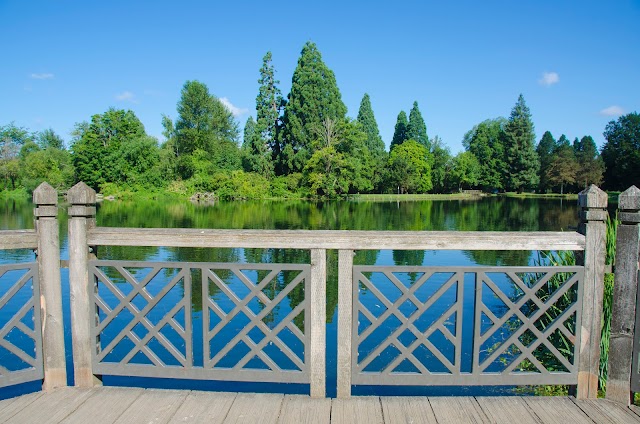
[0,195,581,398]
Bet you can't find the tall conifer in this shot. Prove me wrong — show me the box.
[503,94,539,192]
[390,111,408,150]
[279,42,347,174]
[406,101,429,149]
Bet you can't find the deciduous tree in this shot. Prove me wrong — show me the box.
[601,112,640,190]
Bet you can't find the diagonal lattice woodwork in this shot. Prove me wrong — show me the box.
[473,267,583,383]
[0,263,43,388]
[90,260,310,384]
[352,265,583,386]
[203,264,310,382]
[353,267,464,385]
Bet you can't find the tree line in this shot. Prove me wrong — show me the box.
[1,42,638,199]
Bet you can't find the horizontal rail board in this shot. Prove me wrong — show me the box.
[88,228,586,251]
[0,230,37,250]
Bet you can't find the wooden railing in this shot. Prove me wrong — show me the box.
[5,181,637,404]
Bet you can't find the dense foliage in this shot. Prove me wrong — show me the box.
[0,43,632,199]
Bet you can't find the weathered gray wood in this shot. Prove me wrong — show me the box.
[4,387,94,424]
[0,391,43,422]
[222,393,284,424]
[337,249,353,399]
[0,230,37,250]
[87,228,585,251]
[523,396,592,424]
[167,390,236,423]
[380,396,437,424]
[607,186,640,405]
[277,395,331,424]
[474,396,539,424]
[310,249,326,398]
[572,398,640,423]
[67,182,99,388]
[576,184,608,399]
[427,397,490,424]
[114,389,188,424]
[331,397,383,424]
[60,387,143,423]
[33,182,67,390]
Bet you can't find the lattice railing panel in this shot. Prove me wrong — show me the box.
[90,260,309,384]
[0,263,43,387]
[352,265,583,386]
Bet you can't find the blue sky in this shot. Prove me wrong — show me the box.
[1,0,638,154]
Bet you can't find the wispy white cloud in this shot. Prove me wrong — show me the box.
[599,105,625,117]
[538,71,559,87]
[220,97,249,117]
[30,73,54,80]
[115,91,137,103]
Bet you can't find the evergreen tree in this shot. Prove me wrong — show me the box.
[356,93,386,189]
[406,101,429,149]
[462,118,507,191]
[255,51,283,169]
[390,111,408,150]
[574,135,604,188]
[602,112,640,190]
[503,94,539,192]
[279,42,347,174]
[536,131,556,192]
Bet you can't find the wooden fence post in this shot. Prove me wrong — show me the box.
[67,181,100,387]
[577,184,608,399]
[606,186,640,405]
[33,182,67,390]
[310,249,326,398]
[337,249,353,398]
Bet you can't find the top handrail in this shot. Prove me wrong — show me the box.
[86,227,586,251]
[0,229,38,250]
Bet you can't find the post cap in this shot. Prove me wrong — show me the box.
[619,186,640,211]
[32,182,58,205]
[578,184,607,208]
[67,182,96,205]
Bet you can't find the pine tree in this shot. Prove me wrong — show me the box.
[255,52,283,168]
[390,111,408,150]
[536,131,556,192]
[406,101,429,149]
[356,93,386,189]
[503,94,539,192]
[279,42,347,174]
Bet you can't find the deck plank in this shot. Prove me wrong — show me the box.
[167,391,236,423]
[475,396,541,424]
[222,393,284,424]
[114,389,189,424]
[0,391,43,422]
[60,387,144,424]
[523,397,592,424]
[428,397,490,424]
[380,396,437,424]
[331,397,383,424]
[277,395,331,424]
[3,388,94,424]
[572,398,640,423]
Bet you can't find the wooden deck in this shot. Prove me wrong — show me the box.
[1,388,640,423]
